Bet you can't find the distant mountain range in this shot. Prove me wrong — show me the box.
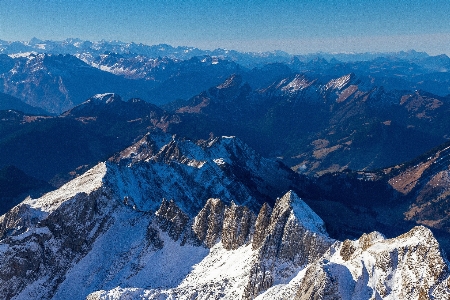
[1,39,449,115]
[2,65,450,178]
[0,38,444,65]
[171,73,450,174]
[3,39,450,299]
[0,40,450,180]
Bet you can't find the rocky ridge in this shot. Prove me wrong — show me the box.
[0,132,297,297]
[172,72,450,175]
[0,133,449,299]
[105,132,298,214]
[86,191,333,300]
[294,226,450,300]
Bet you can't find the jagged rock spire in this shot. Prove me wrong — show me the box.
[244,191,334,299]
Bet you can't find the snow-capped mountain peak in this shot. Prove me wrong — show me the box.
[2,132,450,299]
[280,74,314,93]
[325,73,355,90]
[293,225,450,299]
[89,93,120,104]
[277,190,327,235]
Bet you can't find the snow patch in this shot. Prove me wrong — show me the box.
[325,73,353,90]
[23,162,106,214]
[8,52,37,58]
[213,158,226,166]
[255,268,308,300]
[283,191,327,234]
[281,75,313,93]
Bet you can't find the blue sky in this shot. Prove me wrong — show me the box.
[1,0,450,55]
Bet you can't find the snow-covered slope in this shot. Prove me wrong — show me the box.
[1,132,450,299]
[0,133,298,298]
[104,132,296,215]
[291,226,450,300]
[85,190,333,300]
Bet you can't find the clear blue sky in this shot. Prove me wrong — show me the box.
[1,0,450,55]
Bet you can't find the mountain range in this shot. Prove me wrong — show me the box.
[2,39,450,299]
[2,132,450,299]
[2,66,450,177]
[1,39,450,114]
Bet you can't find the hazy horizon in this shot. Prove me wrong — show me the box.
[1,37,448,59]
[1,0,450,55]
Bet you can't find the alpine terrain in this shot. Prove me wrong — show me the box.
[1,39,450,299]
[0,132,449,299]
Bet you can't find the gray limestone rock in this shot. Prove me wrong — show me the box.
[156,198,190,242]
[295,261,341,300]
[244,191,334,299]
[295,226,450,300]
[222,201,256,250]
[156,139,182,163]
[0,188,116,299]
[252,202,272,251]
[192,198,226,248]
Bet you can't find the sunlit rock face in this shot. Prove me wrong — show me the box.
[1,132,450,300]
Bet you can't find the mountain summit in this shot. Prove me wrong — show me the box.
[1,133,450,299]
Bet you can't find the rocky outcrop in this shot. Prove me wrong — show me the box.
[193,198,226,248]
[257,191,330,262]
[110,134,159,164]
[155,139,183,163]
[222,201,256,250]
[295,262,341,300]
[294,226,450,300]
[0,202,40,240]
[244,191,334,299]
[155,198,190,242]
[252,202,272,250]
[0,188,116,299]
[156,196,257,250]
